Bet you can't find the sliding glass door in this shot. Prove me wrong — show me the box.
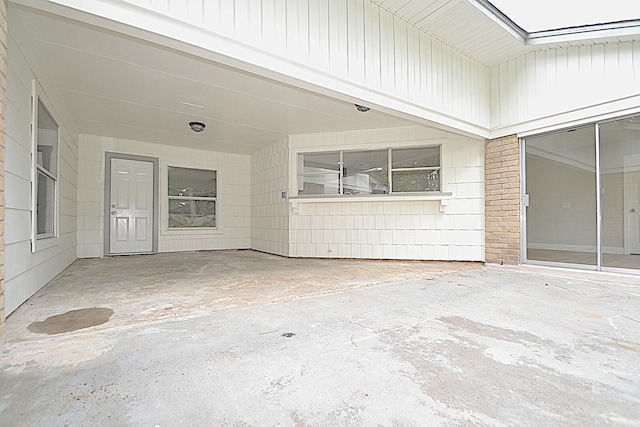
[523,115,640,272]
[524,126,597,267]
[600,117,640,270]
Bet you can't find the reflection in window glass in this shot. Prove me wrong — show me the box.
[35,97,59,239]
[298,152,340,195]
[392,146,440,169]
[37,100,58,175]
[168,199,216,228]
[343,150,388,195]
[37,172,55,235]
[168,167,217,228]
[391,147,440,192]
[297,146,441,196]
[392,169,440,192]
[168,167,216,197]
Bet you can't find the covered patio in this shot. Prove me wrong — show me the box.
[1,252,638,425]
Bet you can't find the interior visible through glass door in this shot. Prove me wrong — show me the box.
[600,116,640,270]
[524,126,597,266]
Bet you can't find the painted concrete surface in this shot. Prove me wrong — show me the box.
[0,251,639,426]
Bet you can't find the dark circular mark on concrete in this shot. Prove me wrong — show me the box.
[281,332,295,338]
[27,308,114,335]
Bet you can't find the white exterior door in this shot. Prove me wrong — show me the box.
[109,158,154,254]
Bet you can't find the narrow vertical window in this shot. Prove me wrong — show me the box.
[32,94,59,247]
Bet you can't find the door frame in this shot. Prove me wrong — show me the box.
[104,152,159,256]
[623,154,640,255]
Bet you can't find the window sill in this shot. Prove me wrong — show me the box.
[32,235,59,253]
[161,228,222,236]
[289,192,452,213]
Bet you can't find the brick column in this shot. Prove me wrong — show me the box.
[0,0,6,348]
[485,135,520,265]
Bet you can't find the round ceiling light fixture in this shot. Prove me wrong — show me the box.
[354,104,370,112]
[189,121,206,132]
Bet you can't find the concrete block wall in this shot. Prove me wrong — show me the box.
[77,135,251,257]
[485,135,520,264]
[288,126,485,261]
[0,0,6,347]
[250,139,289,256]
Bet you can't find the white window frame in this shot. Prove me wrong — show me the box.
[31,81,60,252]
[167,166,218,230]
[296,145,442,197]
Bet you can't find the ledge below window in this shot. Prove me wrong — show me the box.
[289,192,453,213]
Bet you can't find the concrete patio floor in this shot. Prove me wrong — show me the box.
[1,250,639,426]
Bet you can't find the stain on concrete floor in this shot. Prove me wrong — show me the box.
[27,308,114,335]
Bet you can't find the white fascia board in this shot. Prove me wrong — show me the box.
[526,21,640,45]
[468,0,640,46]
[13,0,491,140]
[467,0,527,43]
[489,94,640,139]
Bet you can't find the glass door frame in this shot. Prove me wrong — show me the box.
[520,115,640,275]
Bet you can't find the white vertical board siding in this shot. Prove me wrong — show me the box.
[113,0,490,131]
[250,140,290,256]
[77,135,251,258]
[5,9,79,315]
[491,41,640,134]
[288,126,485,261]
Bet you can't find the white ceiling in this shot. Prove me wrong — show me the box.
[16,7,418,155]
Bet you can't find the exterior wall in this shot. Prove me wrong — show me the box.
[0,0,6,347]
[47,0,490,136]
[77,135,250,257]
[485,135,520,265]
[288,126,485,261]
[4,6,78,315]
[250,139,289,256]
[491,41,640,136]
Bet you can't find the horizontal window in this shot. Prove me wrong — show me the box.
[168,167,217,229]
[297,146,441,196]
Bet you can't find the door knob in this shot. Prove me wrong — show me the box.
[111,211,116,215]
[111,204,115,208]
[632,209,636,213]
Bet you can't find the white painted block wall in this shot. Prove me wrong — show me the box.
[5,10,79,314]
[77,135,251,257]
[250,139,289,256]
[286,126,485,261]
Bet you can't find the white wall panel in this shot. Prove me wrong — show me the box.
[5,7,80,315]
[250,139,289,256]
[491,40,640,136]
